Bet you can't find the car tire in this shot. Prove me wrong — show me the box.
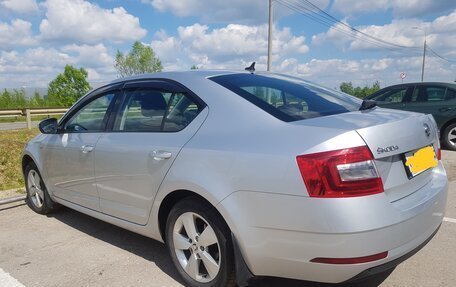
[442,123,456,151]
[165,197,236,287]
[25,162,57,215]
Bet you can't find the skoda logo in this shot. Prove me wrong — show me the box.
[424,123,431,138]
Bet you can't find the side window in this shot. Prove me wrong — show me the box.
[372,88,407,102]
[114,87,201,132]
[65,93,115,132]
[411,86,446,102]
[445,89,456,101]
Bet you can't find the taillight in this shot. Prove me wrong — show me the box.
[437,148,441,160]
[296,146,384,198]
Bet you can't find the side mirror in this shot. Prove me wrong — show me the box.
[38,118,58,134]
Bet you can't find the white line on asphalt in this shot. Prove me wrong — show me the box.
[0,267,25,287]
[443,217,456,223]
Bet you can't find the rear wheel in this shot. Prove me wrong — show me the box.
[25,162,56,214]
[442,123,456,151]
[165,198,236,287]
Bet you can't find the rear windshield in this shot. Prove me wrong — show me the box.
[210,73,360,122]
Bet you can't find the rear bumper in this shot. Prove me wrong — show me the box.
[345,223,440,283]
[218,166,448,283]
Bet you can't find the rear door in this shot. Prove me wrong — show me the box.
[403,85,456,128]
[94,80,208,225]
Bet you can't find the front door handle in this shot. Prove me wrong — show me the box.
[80,145,94,154]
[151,150,172,160]
[439,107,454,112]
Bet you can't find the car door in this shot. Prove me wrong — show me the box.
[41,86,121,210]
[368,85,411,110]
[403,85,456,127]
[94,80,208,225]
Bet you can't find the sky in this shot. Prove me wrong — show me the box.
[0,0,456,91]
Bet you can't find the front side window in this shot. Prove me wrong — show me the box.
[210,73,359,122]
[65,93,115,132]
[370,87,408,103]
[114,87,202,132]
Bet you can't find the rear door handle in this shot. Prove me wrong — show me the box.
[80,145,94,154]
[439,107,454,112]
[151,150,172,160]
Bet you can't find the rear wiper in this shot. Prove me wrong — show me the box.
[359,100,377,111]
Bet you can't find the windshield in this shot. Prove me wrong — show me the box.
[210,73,360,122]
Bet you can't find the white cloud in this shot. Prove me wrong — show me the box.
[39,0,147,44]
[151,23,309,70]
[275,56,456,89]
[332,0,456,17]
[0,19,37,49]
[0,0,38,13]
[62,44,114,69]
[312,9,456,58]
[0,46,116,88]
[143,0,328,23]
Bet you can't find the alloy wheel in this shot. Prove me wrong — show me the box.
[173,212,221,283]
[27,169,45,208]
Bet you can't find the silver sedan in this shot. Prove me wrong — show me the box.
[22,70,448,287]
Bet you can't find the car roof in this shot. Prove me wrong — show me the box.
[108,70,250,84]
[378,82,456,89]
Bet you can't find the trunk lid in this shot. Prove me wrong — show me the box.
[294,108,439,201]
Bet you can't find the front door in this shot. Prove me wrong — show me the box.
[42,90,118,210]
[94,81,207,224]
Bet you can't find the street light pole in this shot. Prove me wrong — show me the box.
[267,0,273,71]
[413,27,426,82]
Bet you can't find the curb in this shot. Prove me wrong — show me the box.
[0,195,26,205]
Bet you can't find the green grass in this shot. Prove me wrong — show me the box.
[0,129,39,191]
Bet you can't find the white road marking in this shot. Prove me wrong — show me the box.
[443,217,456,223]
[0,268,25,287]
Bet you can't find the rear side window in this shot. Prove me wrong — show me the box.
[411,86,446,102]
[210,74,359,122]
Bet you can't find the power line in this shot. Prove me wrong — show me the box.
[426,45,456,63]
[296,0,420,50]
[275,0,422,56]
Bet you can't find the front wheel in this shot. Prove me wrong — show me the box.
[165,198,236,287]
[25,162,56,214]
[442,123,456,151]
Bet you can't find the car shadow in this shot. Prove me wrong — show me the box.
[47,207,186,286]
[48,207,393,287]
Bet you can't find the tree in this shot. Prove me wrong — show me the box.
[47,65,92,107]
[115,41,163,77]
[339,81,381,99]
[190,65,199,70]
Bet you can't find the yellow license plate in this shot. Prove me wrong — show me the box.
[404,146,438,178]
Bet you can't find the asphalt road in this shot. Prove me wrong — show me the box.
[0,152,455,287]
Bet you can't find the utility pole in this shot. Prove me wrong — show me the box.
[267,0,273,71]
[421,37,426,82]
[413,27,426,82]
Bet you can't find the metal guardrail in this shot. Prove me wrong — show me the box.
[0,108,68,129]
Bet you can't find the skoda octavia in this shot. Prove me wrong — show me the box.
[22,71,448,287]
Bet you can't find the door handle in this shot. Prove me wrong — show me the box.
[151,150,172,160]
[439,107,454,112]
[80,145,94,154]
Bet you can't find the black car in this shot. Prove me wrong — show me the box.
[366,82,456,150]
